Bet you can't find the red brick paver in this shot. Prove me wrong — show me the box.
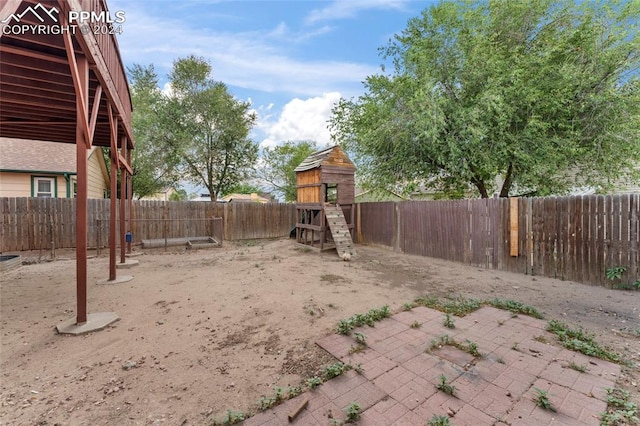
[242,306,621,425]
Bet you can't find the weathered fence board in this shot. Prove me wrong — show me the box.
[357,194,640,288]
[0,198,296,252]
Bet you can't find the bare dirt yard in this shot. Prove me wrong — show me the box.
[1,238,638,425]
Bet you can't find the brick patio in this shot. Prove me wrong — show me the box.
[242,306,621,425]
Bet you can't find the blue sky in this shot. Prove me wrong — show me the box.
[109,0,436,149]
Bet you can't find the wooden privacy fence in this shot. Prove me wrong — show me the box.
[356,194,639,287]
[0,198,297,252]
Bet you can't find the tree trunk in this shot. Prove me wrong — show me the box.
[499,162,513,198]
[471,177,489,198]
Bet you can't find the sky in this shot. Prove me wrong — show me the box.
[109,0,437,150]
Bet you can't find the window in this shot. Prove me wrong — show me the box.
[34,177,55,198]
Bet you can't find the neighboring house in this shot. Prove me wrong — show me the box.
[355,188,408,203]
[141,187,176,201]
[221,192,270,203]
[0,137,109,198]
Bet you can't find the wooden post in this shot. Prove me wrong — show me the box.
[108,106,118,281]
[75,55,89,324]
[119,140,126,264]
[127,147,133,253]
[510,197,519,257]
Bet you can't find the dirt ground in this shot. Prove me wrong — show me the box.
[1,238,638,425]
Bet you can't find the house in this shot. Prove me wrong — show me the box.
[355,187,408,203]
[221,192,270,203]
[141,187,177,201]
[0,137,109,198]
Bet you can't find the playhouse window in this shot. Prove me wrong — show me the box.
[325,184,338,203]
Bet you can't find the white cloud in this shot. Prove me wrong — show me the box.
[113,3,374,98]
[259,92,342,148]
[305,0,409,24]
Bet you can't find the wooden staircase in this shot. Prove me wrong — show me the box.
[324,205,356,259]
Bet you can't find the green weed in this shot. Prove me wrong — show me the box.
[533,388,556,412]
[322,362,352,380]
[436,375,457,396]
[210,410,246,425]
[306,376,322,389]
[335,306,390,335]
[601,388,639,425]
[427,415,452,426]
[465,339,480,357]
[488,298,544,319]
[547,320,624,363]
[567,361,587,373]
[345,402,361,423]
[354,332,367,345]
[444,313,455,328]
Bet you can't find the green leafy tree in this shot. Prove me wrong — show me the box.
[330,0,640,198]
[128,64,181,199]
[258,141,318,202]
[168,188,188,201]
[166,56,258,200]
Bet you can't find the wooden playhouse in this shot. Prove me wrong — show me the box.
[294,145,356,258]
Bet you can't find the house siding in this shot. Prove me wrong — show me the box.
[87,149,108,199]
[0,172,68,198]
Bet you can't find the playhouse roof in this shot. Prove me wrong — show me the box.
[294,145,355,172]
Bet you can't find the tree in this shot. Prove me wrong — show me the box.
[257,141,318,202]
[330,0,640,198]
[169,188,188,201]
[165,56,258,200]
[128,64,180,199]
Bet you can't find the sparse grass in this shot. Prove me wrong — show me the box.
[566,361,587,373]
[416,294,478,316]
[210,410,246,425]
[403,302,415,311]
[255,361,356,414]
[533,335,549,344]
[335,306,390,335]
[348,344,366,354]
[413,295,544,320]
[547,320,625,364]
[497,357,505,364]
[511,342,519,351]
[427,415,452,426]
[436,375,457,396]
[487,298,544,319]
[428,334,454,352]
[601,388,639,425]
[354,332,367,345]
[410,320,421,329]
[533,388,556,412]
